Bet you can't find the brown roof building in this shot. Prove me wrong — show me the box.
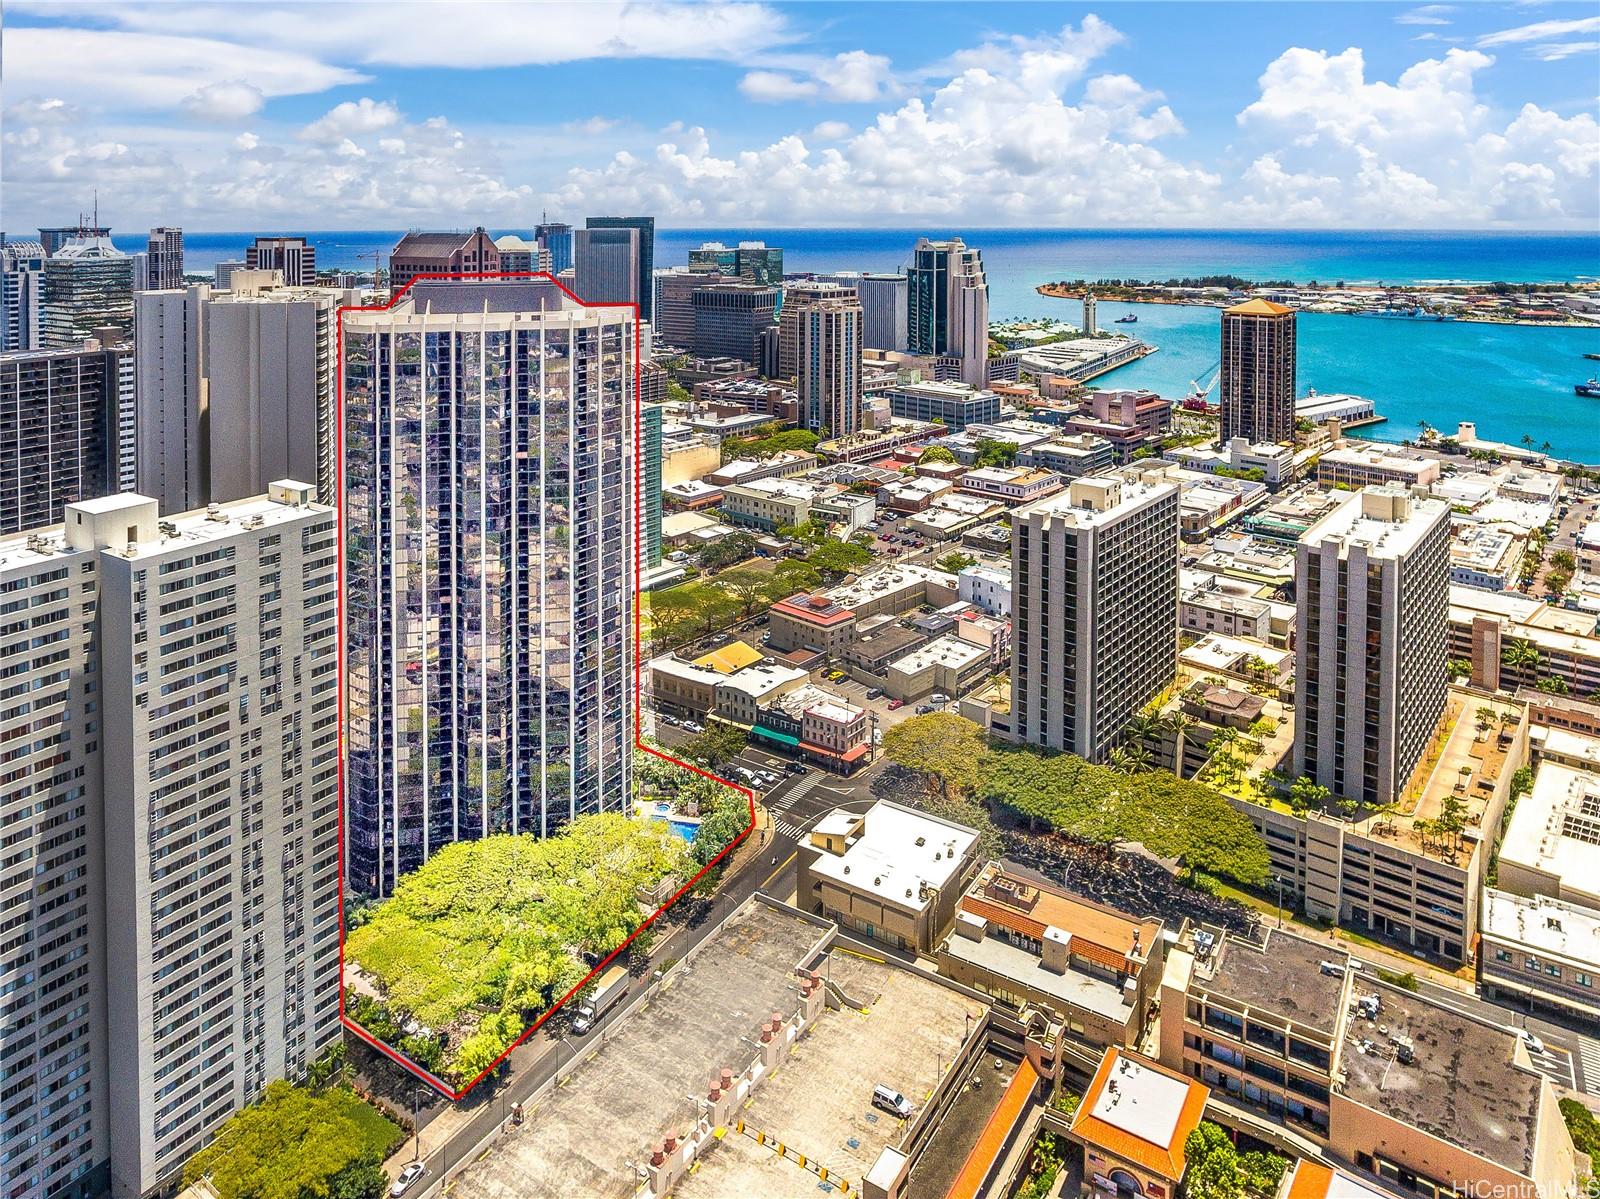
[389,227,500,290]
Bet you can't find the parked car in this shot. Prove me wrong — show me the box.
[886,698,905,710]
[1519,1029,1547,1056]
[865,688,884,700]
[931,692,949,703]
[915,704,935,715]
[872,1085,914,1119]
[391,1164,426,1198]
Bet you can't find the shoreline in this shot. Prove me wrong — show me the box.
[1036,283,1600,329]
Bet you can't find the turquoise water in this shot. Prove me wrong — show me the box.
[1079,300,1600,464]
[135,227,1600,462]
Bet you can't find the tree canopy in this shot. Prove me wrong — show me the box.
[345,815,687,1083]
[182,1082,401,1199]
[882,713,991,801]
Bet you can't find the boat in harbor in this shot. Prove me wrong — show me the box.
[1585,352,1600,361]
[1115,313,1137,323]
[1578,378,1600,398]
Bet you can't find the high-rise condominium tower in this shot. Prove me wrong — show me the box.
[1,237,46,351]
[585,216,655,320]
[0,337,135,531]
[1293,485,1450,806]
[40,235,133,347]
[785,282,863,437]
[342,280,635,896]
[135,276,356,511]
[0,483,340,1199]
[1220,299,1297,444]
[246,235,317,286]
[1010,475,1180,761]
[907,236,988,387]
[642,403,663,570]
[145,227,184,290]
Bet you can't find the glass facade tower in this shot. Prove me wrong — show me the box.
[342,280,634,896]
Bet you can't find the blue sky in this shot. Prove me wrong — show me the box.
[3,2,1596,230]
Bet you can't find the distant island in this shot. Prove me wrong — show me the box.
[1038,277,1600,327]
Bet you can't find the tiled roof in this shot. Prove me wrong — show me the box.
[1070,1049,1208,1182]
[944,1059,1039,1199]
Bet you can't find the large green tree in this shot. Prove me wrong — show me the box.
[183,1083,401,1199]
[882,713,990,801]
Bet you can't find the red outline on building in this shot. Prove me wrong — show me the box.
[336,272,755,1101]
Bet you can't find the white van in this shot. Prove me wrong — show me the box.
[872,1084,913,1119]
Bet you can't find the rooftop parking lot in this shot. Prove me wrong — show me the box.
[675,951,986,1199]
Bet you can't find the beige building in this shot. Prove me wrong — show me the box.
[1010,476,1181,762]
[1294,486,1451,807]
[1316,445,1442,489]
[938,863,1167,1050]
[796,801,981,954]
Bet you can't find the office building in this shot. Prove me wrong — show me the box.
[653,267,720,347]
[1293,486,1450,806]
[39,223,110,257]
[0,483,340,1199]
[818,271,908,352]
[642,403,663,570]
[574,225,641,310]
[688,240,783,287]
[1,236,45,351]
[535,219,574,275]
[907,236,988,387]
[884,379,1000,431]
[585,216,654,319]
[135,276,356,511]
[1011,475,1181,761]
[388,227,500,290]
[145,227,183,290]
[128,252,150,293]
[342,279,635,895]
[787,283,862,437]
[246,235,317,286]
[213,259,247,289]
[1220,299,1296,444]
[40,235,133,346]
[690,282,777,363]
[0,337,135,532]
[492,234,549,273]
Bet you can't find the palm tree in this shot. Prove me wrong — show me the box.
[1108,745,1152,775]
[1501,638,1542,673]
[1161,711,1197,775]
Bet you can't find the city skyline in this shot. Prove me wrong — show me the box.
[4,2,1597,231]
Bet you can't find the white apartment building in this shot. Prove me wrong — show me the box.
[1293,486,1451,806]
[958,562,1012,616]
[0,483,340,1199]
[1010,476,1181,761]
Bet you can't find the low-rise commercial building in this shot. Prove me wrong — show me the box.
[906,494,1007,541]
[768,592,858,656]
[956,465,1064,506]
[1480,889,1600,1025]
[1068,1049,1209,1199]
[1495,758,1600,910]
[884,633,991,701]
[796,801,982,953]
[938,863,1167,1049]
[1450,524,1525,591]
[884,379,1002,431]
[959,563,1012,616]
[1019,433,1116,479]
[1316,445,1441,490]
[1447,585,1600,698]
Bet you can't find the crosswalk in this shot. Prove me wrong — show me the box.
[774,818,806,840]
[1577,1037,1600,1094]
[767,772,820,813]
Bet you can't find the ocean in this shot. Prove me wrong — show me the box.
[118,227,1600,462]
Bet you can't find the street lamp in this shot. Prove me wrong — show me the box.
[411,1086,423,1162]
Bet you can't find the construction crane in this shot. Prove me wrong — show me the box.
[1185,359,1221,407]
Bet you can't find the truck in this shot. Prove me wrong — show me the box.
[570,965,629,1035]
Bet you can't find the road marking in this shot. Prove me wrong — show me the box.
[1578,1038,1600,1093]
[762,851,797,888]
[774,818,805,839]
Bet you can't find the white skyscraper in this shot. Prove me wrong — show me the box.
[0,483,340,1199]
[342,279,635,896]
[1010,475,1181,761]
[1293,485,1450,806]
